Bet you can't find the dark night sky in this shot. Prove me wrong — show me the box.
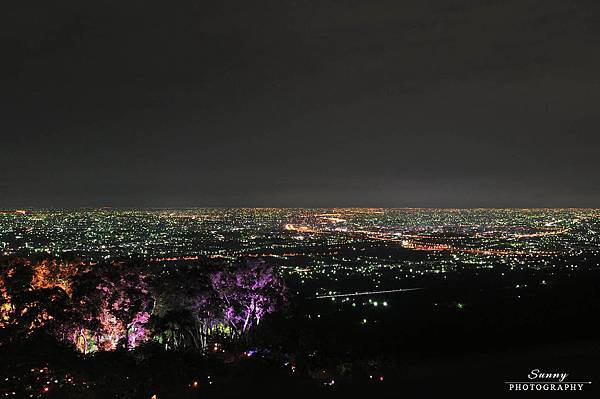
[2,0,599,208]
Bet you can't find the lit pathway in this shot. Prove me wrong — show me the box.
[314,287,423,299]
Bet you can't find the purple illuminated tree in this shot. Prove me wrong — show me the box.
[209,258,286,337]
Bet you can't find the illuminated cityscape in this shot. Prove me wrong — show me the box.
[2,207,600,314]
[2,208,600,396]
[2,207,599,266]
